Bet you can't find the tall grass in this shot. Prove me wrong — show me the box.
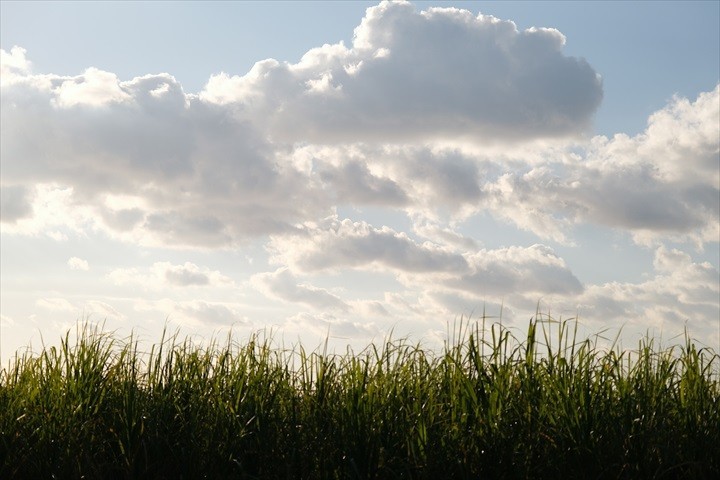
[1,317,718,479]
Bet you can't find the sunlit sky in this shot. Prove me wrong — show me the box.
[1,0,718,362]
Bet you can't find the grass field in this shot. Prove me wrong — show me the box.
[1,317,718,479]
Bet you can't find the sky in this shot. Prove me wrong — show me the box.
[1,0,718,363]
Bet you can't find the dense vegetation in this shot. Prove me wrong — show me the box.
[1,318,718,479]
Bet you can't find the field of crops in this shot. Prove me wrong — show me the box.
[1,318,718,479]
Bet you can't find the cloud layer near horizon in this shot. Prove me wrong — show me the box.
[1,1,718,347]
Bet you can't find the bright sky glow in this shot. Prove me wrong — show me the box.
[1,0,719,362]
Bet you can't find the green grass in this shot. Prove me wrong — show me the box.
[1,317,718,479]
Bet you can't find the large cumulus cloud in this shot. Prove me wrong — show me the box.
[1,51,324,246]
[201,0,603,143]
[479,86,720,245]
[3,3,713,251]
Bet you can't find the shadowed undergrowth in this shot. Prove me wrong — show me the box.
[1,317,718,479]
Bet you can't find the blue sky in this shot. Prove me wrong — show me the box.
[1,1,718,361]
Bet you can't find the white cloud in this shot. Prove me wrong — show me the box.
[67,257,89,271]
[250,268,349,311]
[53,67,131,108]
[172,301,249,327]
[6,39,713,252]
[575,245,719,346]
[412,220,480,251]
[472,86,720,246]
[269,218,582,301]
[0,46,31,83]
[108,262,233,289]
[0,185,96,240]
[441,244,583,296]
[299,143,492,218]
[1,65,326,247]
[268,217,468,274]
[201,1,602,143]
[640,87,720,187]
[134,298,249,328]
[164,265,210,287]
